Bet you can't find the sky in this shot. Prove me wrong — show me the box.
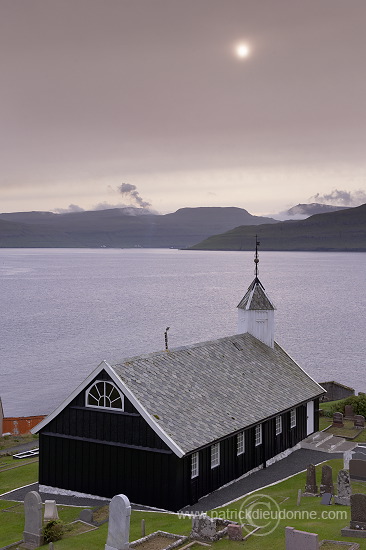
[1,0,366,216]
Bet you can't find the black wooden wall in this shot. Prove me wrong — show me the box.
[180,400,317,507]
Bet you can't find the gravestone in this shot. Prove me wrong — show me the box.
[345,405,354,418]
[80,509,93,524]
[354,415,365,428]
[105,494,131,550]
[344,450,355,470]
[191,514,217,541]
[320,464,334,495]
[349,460,366,482]
[23,491,44,549]
[341,494,366,538]
[350,494,366,530]
[321,493,332,506]
[304,464,318,495]
[227,524,243,541]
[44,500,59,522]
[332,412,344,428]
[335,469,351,506]
[285,526,318,550]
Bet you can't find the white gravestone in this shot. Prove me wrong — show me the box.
[105,494,131,550]
[23,491,44,549]
[44,500,59,522]
[344,450,355,470]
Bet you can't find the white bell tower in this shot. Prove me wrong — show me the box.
[237,239,275,348]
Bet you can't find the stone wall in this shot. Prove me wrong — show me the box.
[319,381,355,402]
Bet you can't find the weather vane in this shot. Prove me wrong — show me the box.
[254,235,260,278]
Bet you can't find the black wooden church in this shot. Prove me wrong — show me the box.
[33,257,324,511]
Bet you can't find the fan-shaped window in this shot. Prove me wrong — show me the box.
[86,381,124,410]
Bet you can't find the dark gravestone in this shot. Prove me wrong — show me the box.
[320,464,334,495]
[344,405,354,418]
[341,493,366,538]
[227,524,243,541]
[321,493,332,505]
[80,509,93,524]
[354,415,365,428]
[332,412,344,428]
[304,464,318,495]
[350,494,366,530]
[349,459,366,482]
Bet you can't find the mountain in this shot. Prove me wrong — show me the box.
[189,203,366,251]
[0,207,278,248]
[285,203,348,217]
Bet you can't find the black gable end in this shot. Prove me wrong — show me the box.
[40,368,171,451]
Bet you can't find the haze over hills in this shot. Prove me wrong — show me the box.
[0,207,278,248]
[283,203,347,217]
[189,203,366,251]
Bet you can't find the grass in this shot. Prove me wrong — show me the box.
[2,456,366,549]
[320,400,345,415]
[325,420,365,440]
[0,433,39,452]
[319,412,366,443]
[0,454,39,496]
[210,459,366,549]
[0,502,192,550]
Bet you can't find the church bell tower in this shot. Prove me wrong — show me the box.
[237,238,275,348]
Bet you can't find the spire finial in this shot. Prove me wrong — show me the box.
[254,235,260,278]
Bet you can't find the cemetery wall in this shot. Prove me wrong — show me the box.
[320,381,355,402]
[2,415,46,435]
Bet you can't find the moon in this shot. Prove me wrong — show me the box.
[235,43,250,59]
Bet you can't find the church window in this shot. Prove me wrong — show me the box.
[290,408,296,428]
[211,443,220,468]
[275,415,282,435]
[86,381,124,410]
[255,424,262,446]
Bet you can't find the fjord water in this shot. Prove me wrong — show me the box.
[1,248,365,417]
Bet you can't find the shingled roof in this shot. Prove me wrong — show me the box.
[237,277,275,310]
[111,332,323,454]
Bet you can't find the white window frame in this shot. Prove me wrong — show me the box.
[290,408,296,428]
[237,432,245,455]
[211,442,220,469]
[191,452,199,479]
[85,380,124,411]
[275,415,282,435]
[255,424,262,446]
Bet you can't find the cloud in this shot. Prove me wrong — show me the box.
[53,204,85,214]
[309,189,366,206]
[118,183,151,208]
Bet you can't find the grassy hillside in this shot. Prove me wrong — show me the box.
[189,203,366,251]
[0,207,278,248]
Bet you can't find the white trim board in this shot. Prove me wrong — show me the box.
[31,360,185,458]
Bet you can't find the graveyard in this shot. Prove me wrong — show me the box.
[319,398,366,443]
[2,455,366,549]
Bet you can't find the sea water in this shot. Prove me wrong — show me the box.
[1,248,365,417]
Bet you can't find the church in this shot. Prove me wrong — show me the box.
[33,252,324,511]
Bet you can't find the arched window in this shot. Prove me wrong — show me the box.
[86,381,124,410]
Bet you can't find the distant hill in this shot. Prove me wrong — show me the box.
[0,207,278,248]
[189,203,366,251]
[285,203,348,217]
